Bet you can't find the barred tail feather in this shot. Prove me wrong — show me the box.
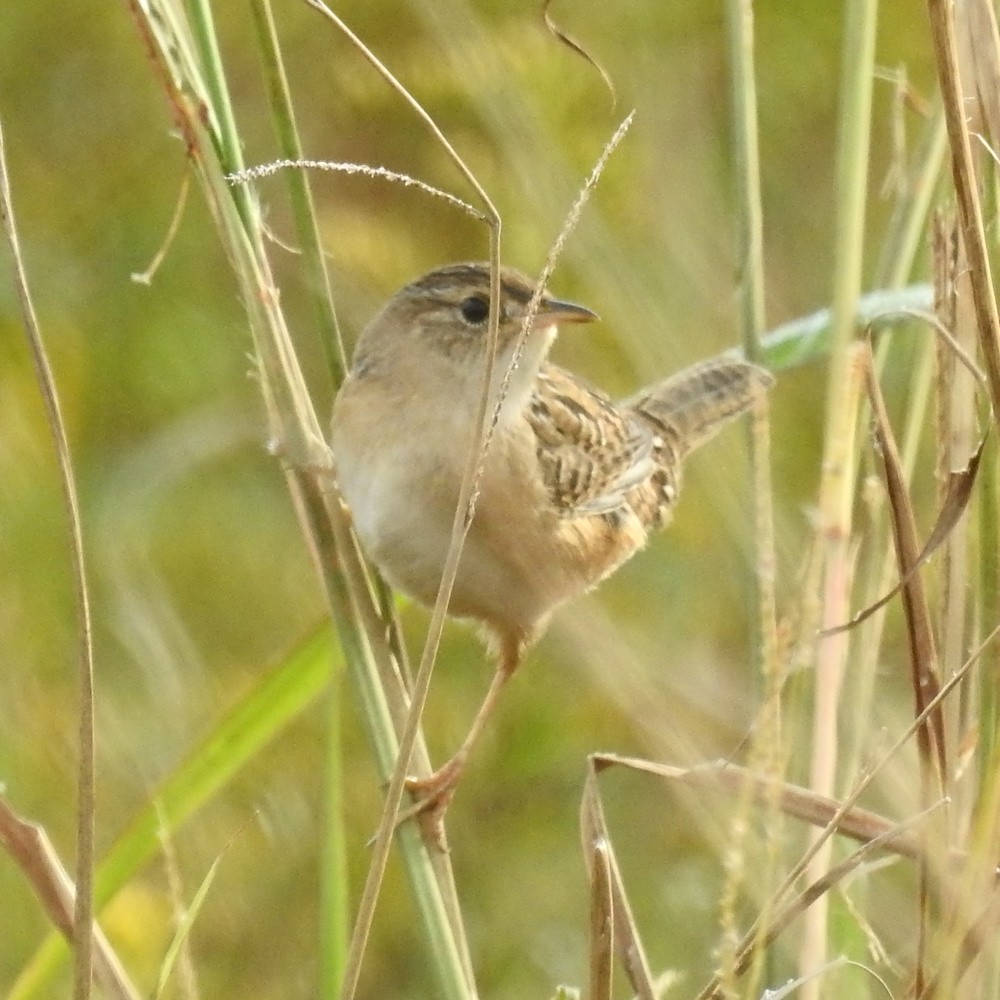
[625,357,774,457]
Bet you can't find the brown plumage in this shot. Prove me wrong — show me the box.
[330,262,773,820]
[529,357,769,528]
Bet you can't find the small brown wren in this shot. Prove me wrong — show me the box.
[331,262,773,817]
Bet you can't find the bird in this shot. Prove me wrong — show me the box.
[330,261,773,822]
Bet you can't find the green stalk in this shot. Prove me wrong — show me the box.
[876,102,948,290]
[320,682,348,1000]
[247,0,347,388]
[184,0,255,229]
[802,0,879,993]
[295,475,475,1000]
[719,1,780,995]
[826,0,880,368]
[246,3,349,989]
[727,0,766,357]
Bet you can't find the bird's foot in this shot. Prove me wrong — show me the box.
[397,757,465,850]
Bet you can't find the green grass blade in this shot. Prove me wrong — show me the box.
[8,628,336,1000]
[152,849,223,1000]
[247,0,347,388]
[319,679,349,998]
[744,283,934,372]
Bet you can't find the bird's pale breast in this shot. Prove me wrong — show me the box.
[331,374,646,643]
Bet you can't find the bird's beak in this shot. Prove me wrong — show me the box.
[535,295,599,326]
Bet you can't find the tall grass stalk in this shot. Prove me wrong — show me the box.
[245,3,350,988]
[801,0,879,991]
[927,0,1000,419]
[718,0,781,995]
[0,117,97,1000]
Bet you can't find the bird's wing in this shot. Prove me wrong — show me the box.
[526,364,656,517]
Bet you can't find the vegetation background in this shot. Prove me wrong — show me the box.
[0,2,952,999]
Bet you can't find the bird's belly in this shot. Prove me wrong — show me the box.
[333,431,506,610]
[333,419,647,637]
[334,437,457,599]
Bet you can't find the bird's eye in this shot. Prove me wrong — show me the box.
[459,294,490,325]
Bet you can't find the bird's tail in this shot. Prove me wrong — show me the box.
[625,357,774,457]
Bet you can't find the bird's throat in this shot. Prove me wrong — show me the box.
[490,325,556,424]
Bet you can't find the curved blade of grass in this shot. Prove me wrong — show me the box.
[863,348,947,786]
[580,763,655,1000]
[9,627,336,1000]
[0,114,97,1000]
[755,283,933,371]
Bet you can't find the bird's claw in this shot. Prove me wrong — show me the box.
[395,762,463,850]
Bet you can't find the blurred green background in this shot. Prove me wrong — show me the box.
[1,2,935,997]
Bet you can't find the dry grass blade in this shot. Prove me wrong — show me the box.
[131,168,191,285]
[864,340,955,995]
[0,115,96,1000]
[927,0,1000,419]
[541,0,616,106]
[876,307,987,388]
[916,884,1000,999]
[693,802,945,1000]
[862,344,947,792]
[958,0,1000,152]
[584,838,614,1000]
[0,799,141,1000]
[580,765,656,1000]
[591,754,931,863]
[588,625,1000,1000]
[301,0,498,220]
[821,432,988,636]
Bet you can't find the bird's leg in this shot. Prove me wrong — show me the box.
[403,633,524,831]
